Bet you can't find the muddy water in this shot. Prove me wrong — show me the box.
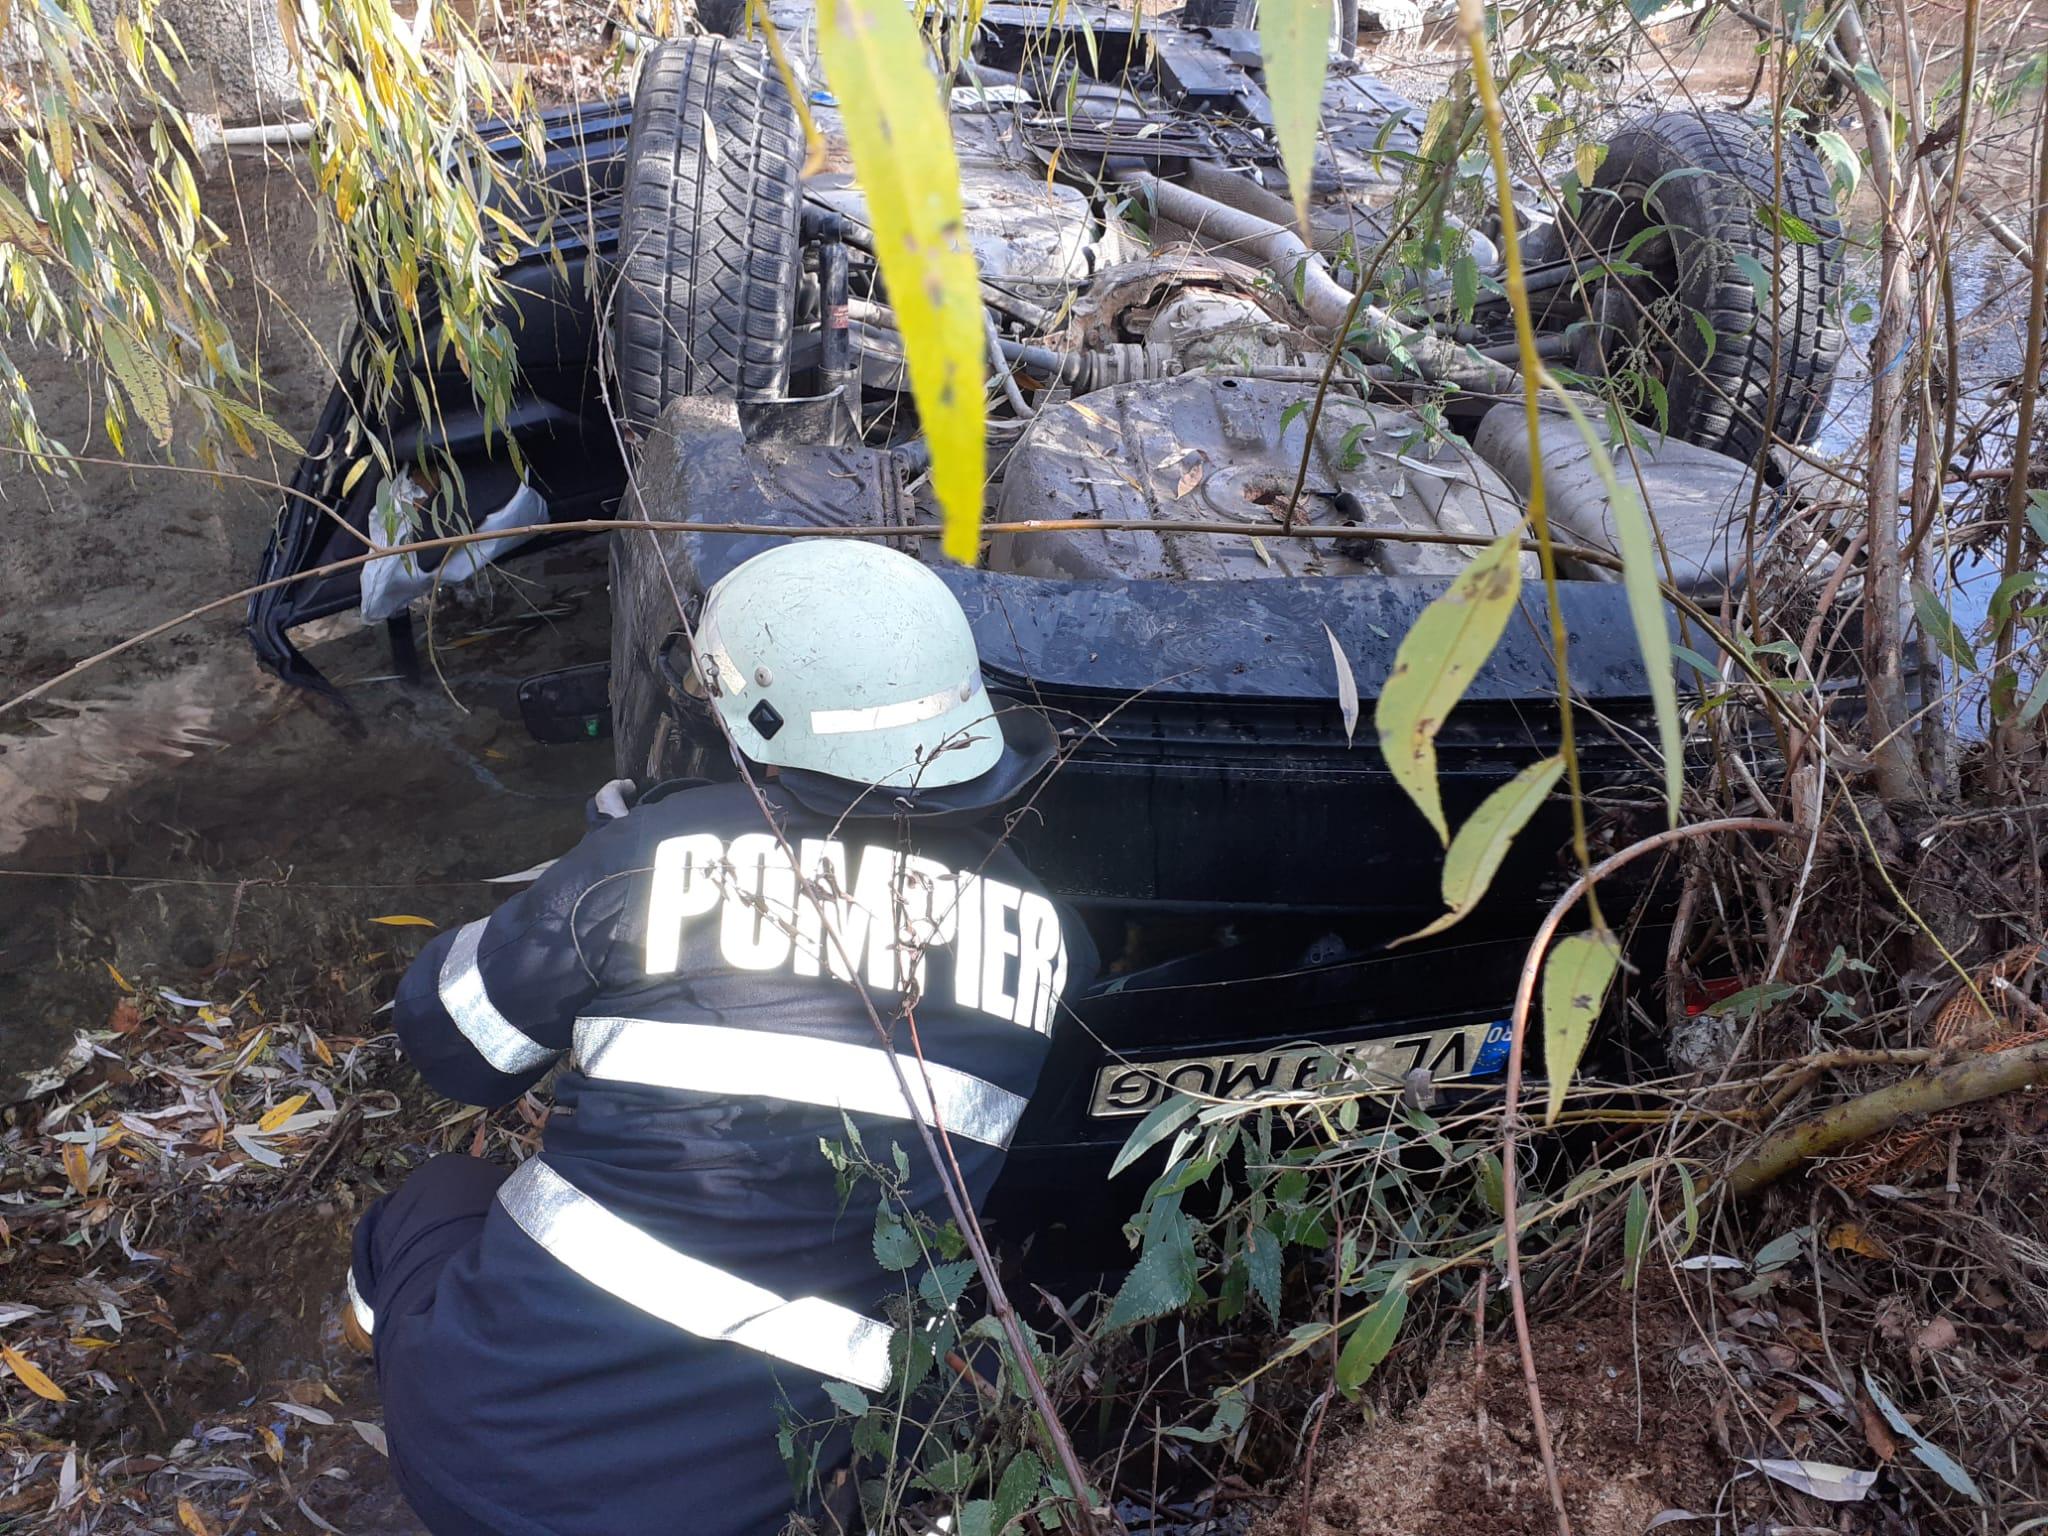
[0,157,614,1096]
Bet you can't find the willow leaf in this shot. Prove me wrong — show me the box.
[1257,0,1328,233]
[1542,929,1620,1125]
[1374,533,1523,844]
[817,0,986,562]
[1396,755,1562,944]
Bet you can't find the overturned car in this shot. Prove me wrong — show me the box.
[249,7,1843,1188]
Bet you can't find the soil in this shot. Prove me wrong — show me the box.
[1268,1294,1731,1536]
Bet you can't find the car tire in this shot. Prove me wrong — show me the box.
[1571,110,1844,464]
[613,37,801,438]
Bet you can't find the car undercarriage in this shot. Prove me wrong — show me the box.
[248,2,1844,1189]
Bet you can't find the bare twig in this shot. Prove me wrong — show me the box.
[1499,818,1800,1536]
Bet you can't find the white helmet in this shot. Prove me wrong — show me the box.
[692,542,1004,790]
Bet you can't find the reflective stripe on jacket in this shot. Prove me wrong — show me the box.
[388,778,1092,1412]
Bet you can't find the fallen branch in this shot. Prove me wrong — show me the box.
[1728,1037,2048,1195]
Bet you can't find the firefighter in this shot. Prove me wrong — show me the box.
[344,542,1094,1536]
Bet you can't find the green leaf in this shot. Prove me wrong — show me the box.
[993,1450,1045,1533]
[918,1451,978,1495]
[1258,0,1330,233]
[1375,532,1524,843]
[1711,980,1802,1016]
[1397,756,1563,944]
[959,1500,995,1536]
[1730,250,1774,308]
[1473,1150,1505,1215]
[101,327,172,446]
[1673,643,1723,681]
[1675,1162,1699,1258]
[1544,391,1683,823]
[1863,1370,1984,1504]
[1912,580,1978,670]
[1542,929,1621,1125]
[2027,489,2048,544]
[1105,1229,1200,1330]
[1451,252,1478,320]
[1622,1180,1649,1290]
[1753,1224,1812,1272]
[873,1206,920,1271]
[1166,1388,1249,1443]
[1334,1275,1410,1394]
[1755,204,1820,244]
[821,1380,870,1416]
[919,1260,977,1312]
[1812,128,1861,197]
[1109,1093,1198,1180]
[1988,571,2042,630]
[2019,665,2048,728]
[1245,1223,1282,1322]
[1691,311,1717,363]
[817,0,985,562]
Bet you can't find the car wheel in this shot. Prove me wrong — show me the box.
[1569,110,1844,465]
[613,37,801,439]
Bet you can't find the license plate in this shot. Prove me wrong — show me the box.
[1088,1020,1514,1119]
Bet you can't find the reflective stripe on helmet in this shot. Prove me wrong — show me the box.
[345,1267,376,1336]
[573,1015,1025,1149]
[496,1158,895,1391]
[809,680,971,737]
[438,920,557,1075]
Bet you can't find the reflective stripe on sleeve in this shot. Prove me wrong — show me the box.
[438,919,558,1075]
[573,1016,1026,1149]
[346,1266,376,1336]
[496,1158,895,1391]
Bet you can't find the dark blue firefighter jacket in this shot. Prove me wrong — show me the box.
[361,752,1093,1536]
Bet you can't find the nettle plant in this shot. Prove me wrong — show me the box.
[802,1080,1699,1535]
[793,1120,1095,1535]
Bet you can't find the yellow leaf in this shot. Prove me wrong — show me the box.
[105,961,132,992]
[1,1345,67,1403]
[1543,929,1621,1125]
[101,326,173,446]
[62,1142,91,1197]
[1257,0,1330,233]
[178,1497,220,1536]
[257,1093,310,1133]
[272,0,299,61]
[1396,755,1564,945]
[1826,1220,1892,1260]
[260,1424,284,1462]
[1373,532,1523,843]
[1573,141,1607,186]
[309,1032,336,1068]
[816,0,985,563]
[368,914,438,928]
